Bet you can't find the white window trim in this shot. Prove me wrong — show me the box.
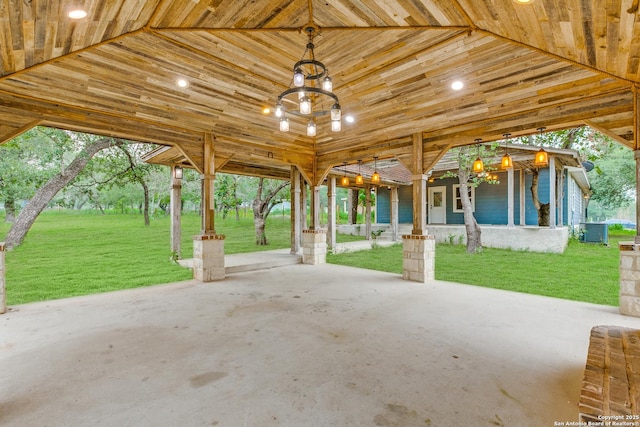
[453,184,475,213]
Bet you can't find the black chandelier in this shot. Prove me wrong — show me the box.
[275,26,342,137]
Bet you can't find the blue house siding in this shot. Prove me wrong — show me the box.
[374,168,574,226]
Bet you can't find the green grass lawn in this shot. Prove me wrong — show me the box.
[0,210,631,307]
[327,233,632,306]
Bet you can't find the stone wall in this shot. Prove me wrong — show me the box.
[302,229,327,265]
[193,234,225,282]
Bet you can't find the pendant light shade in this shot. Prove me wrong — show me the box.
[371,156,380,184]
[472,157,484,174]
[331,120,341,132]
[472,138,484,174]
[293,68,304,87]
[307,120,316,136]
[534,127,549,167]
[323,76,333,91]
[279,117,290,132]
[501,133,513,170]
[534,148,549,167]
[355,160,364,185]
[300,95,311,115]
[341,162,349,186]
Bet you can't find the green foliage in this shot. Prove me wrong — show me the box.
[587,144,635,209]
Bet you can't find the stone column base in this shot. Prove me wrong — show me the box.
[193,234,225,282]
[302,229,327,265]
[402,234,435,282]
[0,242,5,314]
[619,242,640,316]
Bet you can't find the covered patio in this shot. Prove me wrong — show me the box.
[2,262,640,426]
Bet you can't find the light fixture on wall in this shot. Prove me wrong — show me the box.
[472,139,484,174]
[341,162,349,186]
[534,127,549,167]
[371,157,380,184]
[173,165,183,180]
[275,25,343,136]
[356,160,364,185]
[501,133,513,170]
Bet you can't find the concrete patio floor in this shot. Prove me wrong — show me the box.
[2,262,640,427]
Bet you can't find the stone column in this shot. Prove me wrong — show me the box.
[193,234,225,282]
[327,177,337,251]
[302,229,327,265]
[619,242,640,316]
[193,134,225,282]
[0,242,5,314]
[170,166,182,259]
[402,234,435,282]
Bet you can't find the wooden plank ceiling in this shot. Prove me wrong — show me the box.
[0,0,637,183]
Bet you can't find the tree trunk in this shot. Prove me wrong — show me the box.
[4,138,123,249]
[4,197,16,223]
[252,177,290,246]
[350,189,359,224]
[459,179,482,253]
[141,178,150,226]
[530,169,549,226]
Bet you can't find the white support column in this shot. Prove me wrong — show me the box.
[290,167,301,254]
[327,177,337,251]
[0,242,5,314]
[549,156,556,228]
[170,166,182,259]
[519,169,526,225]
[507,167,514,227]
[391,187,399,241]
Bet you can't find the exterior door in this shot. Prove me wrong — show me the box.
[428,186,446,224]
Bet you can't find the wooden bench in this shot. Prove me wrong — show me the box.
[579,325,640,422]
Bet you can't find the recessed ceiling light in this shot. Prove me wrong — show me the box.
[513,0,534,3]
[451,80,464,91]
[345,115,355,123]
[176,78,189,88]
[68,9,87,19]
[262,107,271,115]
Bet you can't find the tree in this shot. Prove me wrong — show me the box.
[3,134,125,249]
[444,144,500,254]
[588,144,636,210]
[215,174,242,220]
[251,177,290,245]
[0,128,72,222]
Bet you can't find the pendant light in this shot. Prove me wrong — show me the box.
[534,127,549,167]
[341,162,349,186]
[472,138,484,174]
[371,156,380,184]
[501,133,513,170]
[307,120,316,137]
[355,160,364,185]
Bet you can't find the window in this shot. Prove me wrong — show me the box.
[453,184,475,213]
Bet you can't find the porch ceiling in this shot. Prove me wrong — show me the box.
[1,0,637,182]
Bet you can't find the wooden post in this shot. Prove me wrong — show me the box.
[411,133,426,235]
[170,165,182,258]
[549,156,556,229]
[290,166,301,254]
[635,85,640,244]
[310,185,321,230]
[327,176,336,250]
[365,185,372,240]
[507,167,514,227]
[201,134,215,234]
[391,186,399,241]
